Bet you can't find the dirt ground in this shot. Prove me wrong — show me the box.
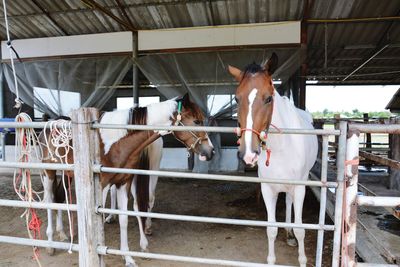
[0,174,333,267]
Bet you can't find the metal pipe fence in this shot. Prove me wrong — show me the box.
[0,112,348,267]
[343,123,400,267]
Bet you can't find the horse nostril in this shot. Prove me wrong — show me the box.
[253,149,260,155]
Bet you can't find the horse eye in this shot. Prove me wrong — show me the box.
[194,120,202,125]
[234,96,239,103]
[265,96,273,104]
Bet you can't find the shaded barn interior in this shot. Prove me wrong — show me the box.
[0,0,399,266]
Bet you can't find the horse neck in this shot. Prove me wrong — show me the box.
[146,100,177,126]
[269,90,298,145]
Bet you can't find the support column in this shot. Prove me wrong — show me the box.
[72,108,105,267]
[132,32,139,106]
[389,117,400,190]
[331,121,347,267]
[343,127,360,267]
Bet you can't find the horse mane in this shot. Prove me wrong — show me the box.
[182,98,204,121]
[242,62,263,79]
[130,107,148,129]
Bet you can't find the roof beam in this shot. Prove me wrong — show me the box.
[307,16,400,24]
[342,8,400,81]
[138,22,300,51]
[31,0,68,35]
[114,0,135,29]
[80,0,136,31]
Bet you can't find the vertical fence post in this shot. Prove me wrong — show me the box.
[315,135,329,267]
[332,121,347,267]
[72,108,104,267]
[343,126,360,267]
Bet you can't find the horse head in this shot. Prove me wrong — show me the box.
[172,93,214,161]
[228,53,278,166]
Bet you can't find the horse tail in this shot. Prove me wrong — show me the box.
[137,150,149,226]
[54,176,66,203]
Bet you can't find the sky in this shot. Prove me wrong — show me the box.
[306,85,399,112]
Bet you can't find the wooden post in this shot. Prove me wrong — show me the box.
[72,108,105,267]
[389,117,400,190]
[343,128,360,267]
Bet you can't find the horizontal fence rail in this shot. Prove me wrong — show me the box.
[97,208,335,231]
[357,196,400,207]
[97,246,294,267]
[0,199,77,211]
[0,121,341,136]
[0,161,73,171]
[97,166,338,187]
[0,235,79,251]
[348,123,400,134]
[92,123,341,135]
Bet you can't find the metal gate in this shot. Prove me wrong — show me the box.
[0,108,397,266]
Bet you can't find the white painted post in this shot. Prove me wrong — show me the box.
[343,127,360,267]
[72,108,105,267]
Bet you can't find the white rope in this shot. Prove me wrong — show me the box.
[42,119,74,253]
[14,113,44,267]
[2,0,22,108]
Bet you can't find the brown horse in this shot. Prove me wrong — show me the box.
[40,94,214,266]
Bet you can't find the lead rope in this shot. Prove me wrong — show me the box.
[14,113,44,267]
[43,120,74,253]
[2,0,22,108]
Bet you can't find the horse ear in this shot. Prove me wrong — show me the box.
[182,93,190,106]
[263,52,278,75]
[228,65,243,82]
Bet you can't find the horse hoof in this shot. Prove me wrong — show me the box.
[59,231,68,242]
[140,238,149,252]
[46,247,55,256]
[145,228,152,236]
[105,216,116,224]
[287,237,298,247]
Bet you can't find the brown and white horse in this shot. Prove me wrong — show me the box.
[41,93,214,266]
[229,54,317,267]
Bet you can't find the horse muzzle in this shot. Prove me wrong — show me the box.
[198,144,214,161]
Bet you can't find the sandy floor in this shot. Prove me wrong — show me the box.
[0,174,333,267]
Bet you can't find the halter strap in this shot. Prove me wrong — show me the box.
[171,99,207,154]
[235,92,280,166]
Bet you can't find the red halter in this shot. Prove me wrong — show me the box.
[235,93,280,166]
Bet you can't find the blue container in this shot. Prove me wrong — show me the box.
[0,118,16,133]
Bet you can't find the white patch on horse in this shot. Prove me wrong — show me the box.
[244,88,258,164]
[206,134,214,148]
[147,100,177,135]
[99,109,130,154]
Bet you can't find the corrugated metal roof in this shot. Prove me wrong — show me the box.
[0,0,398,84]
[386,88,400,112]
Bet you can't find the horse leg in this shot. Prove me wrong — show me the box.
[146,139,162,235]
[56,209,68,241]
[44,170,56,255]
[145,174,158,235]
[261,184,278,265]
[293,185,307,267]
[131,175,149,251]
[117,184,137,267]
[105,185,117,224]
[285,193,297,247]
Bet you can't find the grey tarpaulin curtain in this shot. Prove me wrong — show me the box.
[136,49,301,171]
[3,55,132,118]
